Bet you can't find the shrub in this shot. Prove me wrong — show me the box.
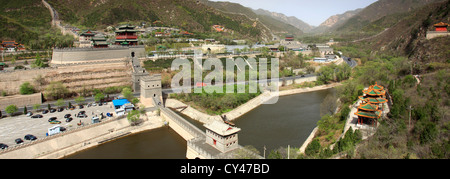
[305,139,321,156]
[5,105,18,116]
[19,82,35,95]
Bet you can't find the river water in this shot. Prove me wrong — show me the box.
[65,88,334,159]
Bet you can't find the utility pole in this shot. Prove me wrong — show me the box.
[287,145,290,159]
[263,145,266,159]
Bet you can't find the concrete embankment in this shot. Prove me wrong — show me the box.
[0,114,164,159]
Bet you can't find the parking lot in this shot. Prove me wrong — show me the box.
[0,102,117,148]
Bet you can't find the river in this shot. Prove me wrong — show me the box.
[65,88,334,159]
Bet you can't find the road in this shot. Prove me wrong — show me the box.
[342,56,357,68]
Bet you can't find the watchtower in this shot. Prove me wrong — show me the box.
[140,74,163,106]
[204,121,241,153]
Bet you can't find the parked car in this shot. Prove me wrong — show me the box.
[26,112,33,116]
[50,120,61,124]
[50,108,56,113]
[64,114,71,118]
[57,108,64,112]
[79,105,84,109]
[15,138,23,144]
[31,114,43,118]
[48,117,57,122]
[65,117,73,122]
[0,143,8,149]
[24,134,37,141]
[77,113,87,118]
[42,110,49,114]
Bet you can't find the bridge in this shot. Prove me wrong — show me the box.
[132,59,261,158]
[159,102,262,159]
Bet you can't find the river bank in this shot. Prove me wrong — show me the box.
[166,83,341,125]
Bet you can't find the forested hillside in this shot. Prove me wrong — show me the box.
[0,0,73,49]
[324,0,450,159]
[46,0,271,40]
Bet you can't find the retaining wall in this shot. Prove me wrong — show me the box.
[0,93,42,110]
[51,47,145,64]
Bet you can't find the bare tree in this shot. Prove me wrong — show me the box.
[320,94,338,117]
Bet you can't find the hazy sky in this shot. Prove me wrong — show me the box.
[210,0,378,26]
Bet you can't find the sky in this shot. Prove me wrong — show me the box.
[210,0,378,26]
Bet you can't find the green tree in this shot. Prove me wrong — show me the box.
[20,82,35,95]
[44,82,69,100]
[127,109,141,126]
[75,96,85,105]
[121,87,133,100]
[23,106,28,114]
[317,65,335,84]
[267,150,283,159]
[305,139,321,156]
[131,98,140,105]
[94,93,105,102]
[55,98,66,107]
[32,53,45,68]
[33,104,41,111]
[5,105,18,116]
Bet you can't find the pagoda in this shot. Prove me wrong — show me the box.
[433,22,449,32]
[355,82,388,127]
[359,82,388,110]
[115,25,139,46]
[354,103,382,126]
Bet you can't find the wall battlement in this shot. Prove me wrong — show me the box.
[51,46,145,64]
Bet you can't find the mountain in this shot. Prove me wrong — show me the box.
[252,8,313,33]
[363,0,450,59]
[197,0,304,38]
[334,0,445,35]
[46,0,273,41]
[0,0,73,49]
[314,8,362,33]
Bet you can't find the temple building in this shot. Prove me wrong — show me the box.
[115,25,139,46]
[355,82,388,127]
[426,22,450,39]
[1,41,26,52]
[79,30,96,47]
[91,35,109,48]
[285,34,294,41]
[354,102,382,126]
[433,22,448,32]
[204,121,241,153]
